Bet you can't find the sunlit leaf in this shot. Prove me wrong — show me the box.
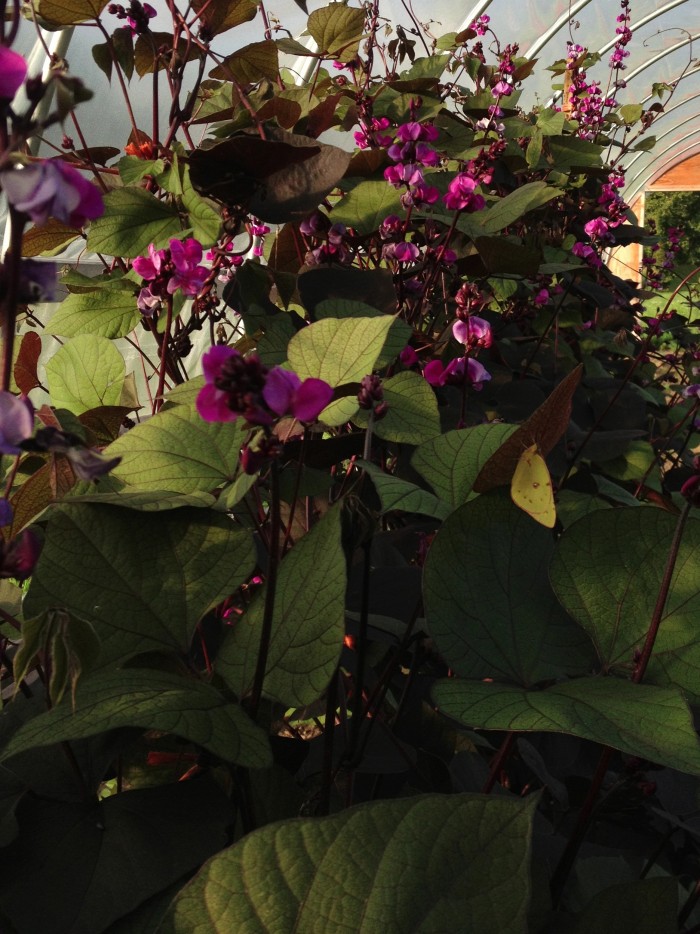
[434,676,700,775]
[45,287,140,339]
[45,334,125,414]
[105,404,245,494]
[161,793,536,933]
[413,424,517,508]
[87,188,183,258]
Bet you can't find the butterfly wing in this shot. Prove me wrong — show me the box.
[510,444,556,528]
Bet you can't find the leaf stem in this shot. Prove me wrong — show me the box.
[248,460,280,721]
[632,500,692,683]
[1,209,26,392]
[482,731,517,794]
[551,501,692,904]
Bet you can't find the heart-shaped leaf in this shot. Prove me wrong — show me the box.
[24,504,256,667]
[160,793,536,933]
[433,676,700,775]
[423,492,593,684]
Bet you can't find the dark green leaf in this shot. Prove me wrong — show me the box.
[217,505,345,706]
[24,504,256,667]
[2,670,270,767]
[424,493,593,684]
[412,424,517,508]
[550,508,700,699]
[0,778,236,934]
[434,676,700,775]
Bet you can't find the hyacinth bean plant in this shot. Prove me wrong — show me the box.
[0,0,699,930]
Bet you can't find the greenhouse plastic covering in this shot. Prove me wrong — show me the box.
[9,0,700,204]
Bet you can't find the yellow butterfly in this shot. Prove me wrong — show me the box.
[510,444,556,528]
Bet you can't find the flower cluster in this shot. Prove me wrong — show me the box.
[492,44,518,101]
[196,346,333,428]
[609,0,632,74]
[108,0,156,34]
[299,213,352,265]
[642,226,685,290]
[133,238,208,314]
[0,159,104,228]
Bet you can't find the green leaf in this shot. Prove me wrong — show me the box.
[118,155,165,186]
[423,493,593,684]
[190,0,258,37]
[87,188,183,258]
[24,504,256,667]
[287,315,410,426]
[2,670,270,768]
[217,505,345,707]
[536,108,566,135]
[45,287,140,339]
[618,103,643,125]
[105,404,245,494]
[45,334,125,414]
[479,181,563,234]
[412,423,517,509]
[209,40,279,83]
[360,460,449,519]
[307,3,366,59]
[548,135,603,169]
[330,180,405,235]
[550,508,700,699]
[352,371,440,444]
[67,490,215,511]
[180,169,221,246]
[35,0,107,25]
[0,778,236,934]
[160,793,536,934]
[434,676,700,775]
[314,299,406,365]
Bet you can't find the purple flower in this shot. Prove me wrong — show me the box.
[196,346,332,426]
[443,174,485,213]
[383,241,420,263]
[423,356,491,390]
[452,316,492,350]
[263,368,333,422]
[133,238,207,306]
[132,242,167,280]
[0,529,41,581]
[533,288,549,306]
[584,217,610,239]
[168,238,207,295]
[572,241,602,268]
[0,47,27,99]
[683,384,700,400]
[400,346,419,367]
[0,159,104,227]
[384,163,424,188]
[0,392,34,454]
[136,285,162,316]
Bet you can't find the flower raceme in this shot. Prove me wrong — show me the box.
[133,238,208,314]
[196,346,333,427]
[0,159,104,227]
